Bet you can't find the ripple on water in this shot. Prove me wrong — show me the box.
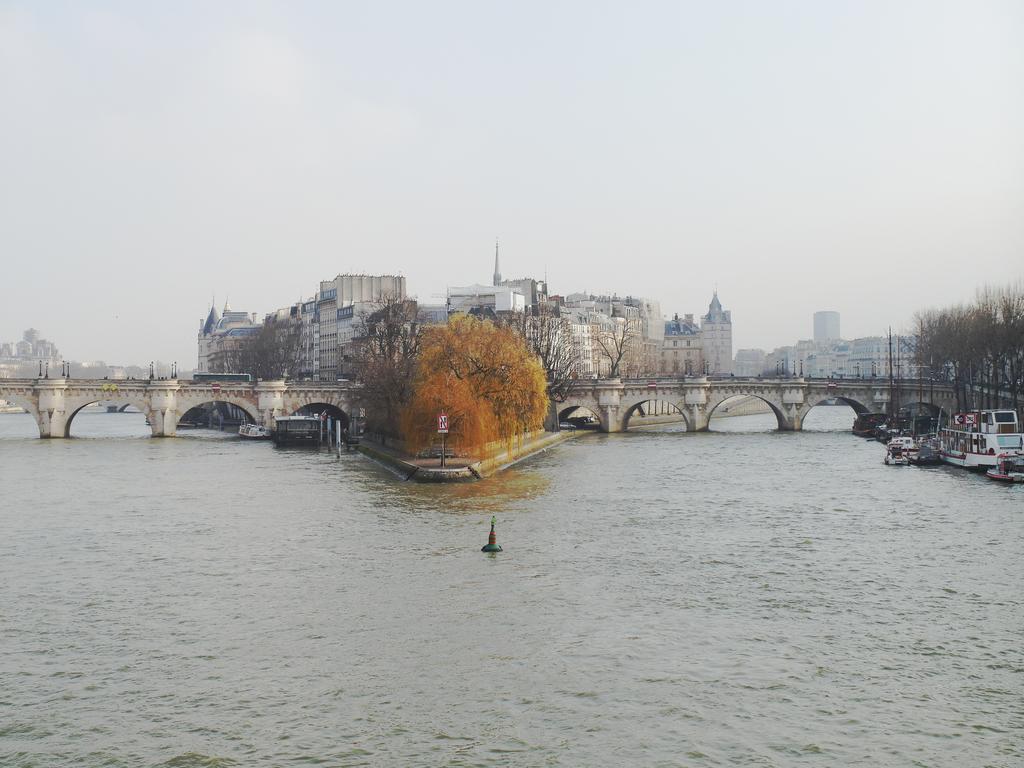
[0,408,1022,765]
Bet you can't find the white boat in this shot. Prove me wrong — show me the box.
[238,423,272,440]
[985,453,1024,483]
[884,436,915,465]
[939,410,1024,469]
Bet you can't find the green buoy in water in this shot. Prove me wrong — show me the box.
[482,515,502,552]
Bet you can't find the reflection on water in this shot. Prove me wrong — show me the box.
[1,405,1021,767]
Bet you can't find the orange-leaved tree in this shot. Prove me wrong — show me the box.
[401,315,549,456]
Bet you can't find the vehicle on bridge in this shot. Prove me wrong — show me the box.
[192,372,252,383]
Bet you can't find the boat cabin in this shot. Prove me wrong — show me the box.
[940,410,1024,468]
[273,415,322,445]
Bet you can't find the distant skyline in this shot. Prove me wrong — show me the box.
[2,1,1022,367]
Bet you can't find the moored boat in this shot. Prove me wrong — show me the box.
[238,423,272,440]
[939,410,1024,470]
[985,453,1024,483]
[272,415,322,446]
[908,437,942,466]
[852,412,888,438]
[884,436,916,465]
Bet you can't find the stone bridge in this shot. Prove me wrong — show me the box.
[0,378,356,438]
[559,376,959,432]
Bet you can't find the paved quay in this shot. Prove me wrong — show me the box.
[358,429,578,482]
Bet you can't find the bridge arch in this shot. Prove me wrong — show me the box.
[178,400,258,430]
[899,400,946,416]
[291,402,350,429]
[706,393,788,431]
[620,398,692,432]
[557,403,606,431]
[174,395,260,428]
[0,392,43,437]
[62,395,154,437]
[806,394,871,415]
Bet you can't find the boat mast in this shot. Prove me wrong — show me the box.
[888,327,895,424]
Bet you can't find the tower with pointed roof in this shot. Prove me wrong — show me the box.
[492,239,502,286]
[197,301,221,373]
[701,290,733,375]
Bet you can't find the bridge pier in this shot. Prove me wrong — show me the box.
[257,380,288,430]
[38,408,67,438]
[777,407,803,431]
[686,405,708,432]
[147,381,179,437]
[36,380,68,438]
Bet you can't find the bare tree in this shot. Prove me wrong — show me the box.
[350,294,421,440]
[594,316,638,378]
[212,316,301,380]
[914,281,1024,413]
[501,306,580,429]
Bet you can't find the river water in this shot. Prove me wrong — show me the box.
[1,406,1021,767]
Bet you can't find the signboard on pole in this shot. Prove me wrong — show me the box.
[437,413,449,434]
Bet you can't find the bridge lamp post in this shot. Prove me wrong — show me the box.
[38,360,42,377]
[149,361,154,380]
[44,361,49,379]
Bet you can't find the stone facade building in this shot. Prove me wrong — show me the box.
[733,348,767,377]
[701,291,733,375]
[196,301,261,373]
[659,314,703,375]
[315,275,407,382]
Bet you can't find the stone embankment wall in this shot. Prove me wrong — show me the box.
[358,429,577,482]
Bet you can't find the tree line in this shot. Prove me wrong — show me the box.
[335,296,547,455]
[913,282,1024,412]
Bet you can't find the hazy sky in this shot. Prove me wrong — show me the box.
[2,1,1022,367]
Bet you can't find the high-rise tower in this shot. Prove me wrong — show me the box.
[813,311,840,343]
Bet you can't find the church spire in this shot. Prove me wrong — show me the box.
[493,238,502,286]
